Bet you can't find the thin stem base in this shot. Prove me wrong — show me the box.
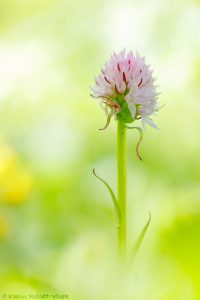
[117,120,127,259]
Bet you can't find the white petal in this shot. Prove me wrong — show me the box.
[127,102,136,119]
[142,117,158,129]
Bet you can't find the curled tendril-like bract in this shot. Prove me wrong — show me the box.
[126,126,144,161]
[99,110,115,130]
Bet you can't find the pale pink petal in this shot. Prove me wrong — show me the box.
[91,49,159,128]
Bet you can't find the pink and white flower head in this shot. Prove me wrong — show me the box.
[91,49,160,129]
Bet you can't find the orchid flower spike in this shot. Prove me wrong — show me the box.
[91,49,160,129]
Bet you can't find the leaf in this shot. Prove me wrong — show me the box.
[126,126,143,161]
[93,169,121,221]
[130,212,151,264]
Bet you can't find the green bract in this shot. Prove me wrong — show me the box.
[115,95,134,124]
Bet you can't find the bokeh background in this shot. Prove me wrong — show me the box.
[0,0,200,299]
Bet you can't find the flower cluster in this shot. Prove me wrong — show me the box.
[91,49,159,128]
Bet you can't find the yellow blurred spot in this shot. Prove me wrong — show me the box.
[2,173,33,204]
[0,145,17,178]
[0,143,33,204]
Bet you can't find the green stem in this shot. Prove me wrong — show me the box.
[117,120,127,259]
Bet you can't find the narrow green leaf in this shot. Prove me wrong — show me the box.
[130,212,151,263]
[126,126,144,161]
[93,169,121,221]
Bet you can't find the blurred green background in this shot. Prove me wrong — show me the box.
[0,0,200,299]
